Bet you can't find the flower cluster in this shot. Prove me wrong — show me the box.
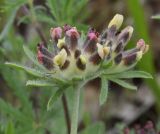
[37,14,149,80]
[124,121,157,134]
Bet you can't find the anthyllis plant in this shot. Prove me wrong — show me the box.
[6,14,152,134]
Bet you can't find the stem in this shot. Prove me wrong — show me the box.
[62,94,71,134]
[21,5,47,46]
[70,85,81,134]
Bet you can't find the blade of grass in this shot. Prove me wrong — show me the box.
[127,0,160,108]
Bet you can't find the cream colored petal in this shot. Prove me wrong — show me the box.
[108,14,124,29]
[97,43,104,59]
[53,49,67,66]
[57,38,65,48]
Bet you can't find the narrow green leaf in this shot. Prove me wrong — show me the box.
[0,9,17,42]
[101,60,112,69]
[5,62,45,77]
[0,98,30,123]
[17,15,30,25]
[109,78,137,90]
[47,88,65,111]
[127,0,160,108]
[23,45,45,70]
[5,121,15,134]
[26,80,56,87]
[99,77,108,105]
[106,70,152,79]
[0,65,33,117]
[47,0,60,22]
[105,62,137,75]
[72,0,89,21]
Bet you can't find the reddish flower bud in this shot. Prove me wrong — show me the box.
[136,39,149,54]
[37,50,54,70]
[65,28,80,50]
[83,31,98,54]
[37,49,43,64]
[37,42,53,58]
[37,43,54,70]
[50,27,62,42]
[63,24,72,32]
[66,28,80,38]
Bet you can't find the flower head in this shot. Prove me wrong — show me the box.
[37,14,148,80]
[5,14,152,110]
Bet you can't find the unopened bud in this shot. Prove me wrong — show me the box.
[37,50,54,70]
[50,27,62,42]
[123,51,142,66]
[108,14,124,29]
[136,39,149,54]
[66,28,80,38]
[84,31,98,54]
[117,26,133,45]
[65,28,80,50]
[88,32,98,40]
[63,24,72,32]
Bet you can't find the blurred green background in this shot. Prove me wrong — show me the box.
[0,0,160,133]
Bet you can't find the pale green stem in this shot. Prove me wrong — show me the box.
[70,85,81,134]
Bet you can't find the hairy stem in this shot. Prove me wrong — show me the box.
[70,85,81,134]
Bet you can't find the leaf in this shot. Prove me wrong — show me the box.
[0,65,33,117]
[106,70,153,79]
[26,80,56,87]
[47,88,66,111]
[80,122,105,134]
[72,0,89,22]
[108,78,137,90]
[105,62,137,75]
[5,62,45,77]
[0,0,28,41]
[151,15,160,19]
[23,45,45,70]
[46,0,60,22]
[34,5,55,25]
[0,98,30,123]
[3,0,27,12]
[99,77,108,105]
[5,121,15,134]
[0,9,17,42]
[101,60,112,69]
[17,15,31,25]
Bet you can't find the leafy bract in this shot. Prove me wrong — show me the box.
[105,70,152,79]
[47,87,66,111]
[5,62,45,78]
[26,80,57,87]
[99,77,108,105]
[108,78,137,90]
